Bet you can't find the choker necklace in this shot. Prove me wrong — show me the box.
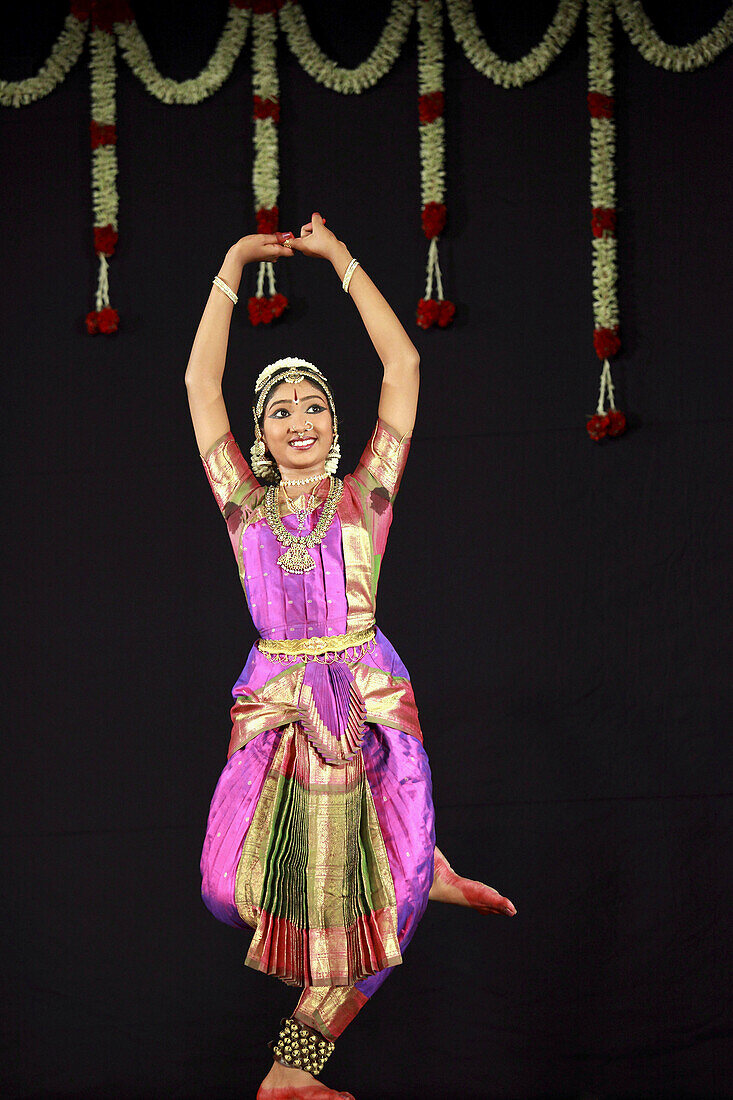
[280,472,326,486]
[265,476,343,574]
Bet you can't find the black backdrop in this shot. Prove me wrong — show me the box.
[2,3,732,1098]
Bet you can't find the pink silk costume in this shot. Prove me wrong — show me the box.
[198,417,435,1041]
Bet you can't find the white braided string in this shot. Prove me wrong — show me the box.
[446,0,583,88]
[278,0,416,93]
[115,6,250,103]
[0,12,88,107]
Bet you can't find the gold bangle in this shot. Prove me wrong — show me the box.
[342,258,360,293]
[212,275,237,304]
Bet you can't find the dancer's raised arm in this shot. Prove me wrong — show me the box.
[287,213,420,438]
[184,233,294,459]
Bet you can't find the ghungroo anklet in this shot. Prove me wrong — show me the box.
[268,1016,335,1076]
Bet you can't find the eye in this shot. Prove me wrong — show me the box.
[269,408,290,418]
[307,403,327,414]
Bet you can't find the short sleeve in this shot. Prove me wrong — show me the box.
[199,431,260,519]
[352,417,412,503]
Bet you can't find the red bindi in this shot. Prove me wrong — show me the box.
[293,387,299,404]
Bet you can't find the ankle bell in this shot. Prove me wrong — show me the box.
[268,1016,335,1076]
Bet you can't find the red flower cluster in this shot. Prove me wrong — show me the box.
[90,121,117,148]
[417,297,455,329]
[586,409,626,441]
[233,0,286,13]
[90,0,133,33]
[94,224,118,255]
[587,92,615,118]
[421,202,446,239]
[86,307,120,334]
[418,91,444,124]
[253,95,280,122]
[256,206,279,234]
[591,207,616,237]
[70,2,92,22]
[593,326,621,359]
[248,293,288,325]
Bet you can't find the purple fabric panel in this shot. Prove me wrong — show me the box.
[301,661,353,739]
[241,511,348,641]
[199,730,280,928]
[355,724,435,998]
[361,628,411,679]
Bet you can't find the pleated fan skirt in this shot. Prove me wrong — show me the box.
[200,720,435,989]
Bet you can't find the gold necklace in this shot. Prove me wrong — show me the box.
[265,476,343,574]
[279,481,320,528]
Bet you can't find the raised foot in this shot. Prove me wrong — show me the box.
[257,1062,354,1100]
[430,850,517,916]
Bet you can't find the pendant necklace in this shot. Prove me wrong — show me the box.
[265,475,343,574]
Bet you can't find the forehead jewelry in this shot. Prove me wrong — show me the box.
[251,359,341,481]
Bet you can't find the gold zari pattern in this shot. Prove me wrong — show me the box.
[257,624,376,659]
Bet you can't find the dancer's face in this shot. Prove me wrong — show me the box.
[262,380,333,476]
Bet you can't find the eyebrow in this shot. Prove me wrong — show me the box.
[267,394,324,411]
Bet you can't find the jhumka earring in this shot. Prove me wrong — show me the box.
[324,418,340,476]
[250,420,278,481]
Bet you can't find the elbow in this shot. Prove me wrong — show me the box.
[384,354,419,379]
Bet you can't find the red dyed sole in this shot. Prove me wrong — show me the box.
[256,1088,356,1100]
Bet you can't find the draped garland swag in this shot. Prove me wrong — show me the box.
[2,1,731,442]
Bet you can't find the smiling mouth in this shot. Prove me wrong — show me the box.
[289,437,316,449]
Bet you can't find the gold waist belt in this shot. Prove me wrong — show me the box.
[257,624,376,659]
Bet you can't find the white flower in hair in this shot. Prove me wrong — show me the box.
[254,356,327,393]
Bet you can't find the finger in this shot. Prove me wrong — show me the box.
[300,223,312,236]
[265,241,295,256]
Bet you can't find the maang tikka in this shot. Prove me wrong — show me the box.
[250,357,340,483]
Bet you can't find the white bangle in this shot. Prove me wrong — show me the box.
[213,275,238,304]
[342,258,360,294]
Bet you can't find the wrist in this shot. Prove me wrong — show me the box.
[329,239,353,280]
[228,241,250,268]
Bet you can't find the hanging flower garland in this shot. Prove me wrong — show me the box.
[586,0,624,439]
[445,0,583,88]
[614,0,733,72]
[86,1,133,336]
[417,0,454,329]
[114,0,251,105]
[2,0,732,437]
[277,0,416,94]
[0,7,88,108]
[247,0,288,326]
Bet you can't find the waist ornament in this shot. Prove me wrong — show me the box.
[256,624,376,664]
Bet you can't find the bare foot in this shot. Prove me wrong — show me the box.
[257,1058,355,1099]
[429,846,517,916]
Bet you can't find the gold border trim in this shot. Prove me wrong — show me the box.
[257,624,376,657]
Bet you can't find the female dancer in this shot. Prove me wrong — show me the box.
[185,214,517,1100]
